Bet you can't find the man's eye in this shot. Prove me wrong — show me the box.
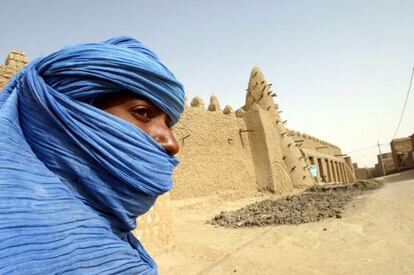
[132,107,150,119]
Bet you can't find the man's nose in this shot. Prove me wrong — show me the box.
[158,130,180,155]
[153,118,180,156]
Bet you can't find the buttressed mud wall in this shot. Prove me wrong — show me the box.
[171,66,355,200]
[288,130,356,183]
[171,98,257,199]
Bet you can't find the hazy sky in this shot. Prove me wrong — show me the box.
[1,0,413,166]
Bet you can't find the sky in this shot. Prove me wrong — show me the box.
[1,0,413,167]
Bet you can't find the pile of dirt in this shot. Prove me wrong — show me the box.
[209,179,384,228]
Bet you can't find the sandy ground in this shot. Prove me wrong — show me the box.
[155,169,414,275]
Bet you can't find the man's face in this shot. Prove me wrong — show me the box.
[95,93,180,155]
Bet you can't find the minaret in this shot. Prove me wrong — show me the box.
[236,67,315,192]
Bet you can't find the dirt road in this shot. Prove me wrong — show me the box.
[155,170,414,275]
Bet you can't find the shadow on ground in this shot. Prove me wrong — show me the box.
[381,169,414,183]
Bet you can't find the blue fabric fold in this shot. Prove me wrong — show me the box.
[0,36,185,274]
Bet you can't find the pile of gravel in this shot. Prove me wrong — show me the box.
[209,179,384,228]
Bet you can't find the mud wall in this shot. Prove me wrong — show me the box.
[132,193,175,255]
[241,107,294,193]
[288,130,342,156]
[0,51,28,89]
[171,105,257,199]
[355,167,378,180]
[288,130,355,183]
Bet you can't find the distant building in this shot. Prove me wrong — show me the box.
[354,166,376,180]
[354,152,393,180]
[355,134,414,180]
[377,152,395,175]
[391,135,414,171]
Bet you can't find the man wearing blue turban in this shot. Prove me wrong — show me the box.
[0,37,185,274]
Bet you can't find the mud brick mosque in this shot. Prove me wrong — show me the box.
[1,51,357,254]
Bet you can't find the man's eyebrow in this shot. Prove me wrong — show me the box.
[127,99,153,108]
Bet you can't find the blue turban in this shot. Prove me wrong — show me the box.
[0,37,185,274]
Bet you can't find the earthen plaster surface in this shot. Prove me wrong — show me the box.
[0,51,28,90]
[171,106,257,199]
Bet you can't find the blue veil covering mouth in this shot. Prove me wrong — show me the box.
[0,36,185,274]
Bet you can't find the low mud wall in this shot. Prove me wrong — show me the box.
[171,106,257,199]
